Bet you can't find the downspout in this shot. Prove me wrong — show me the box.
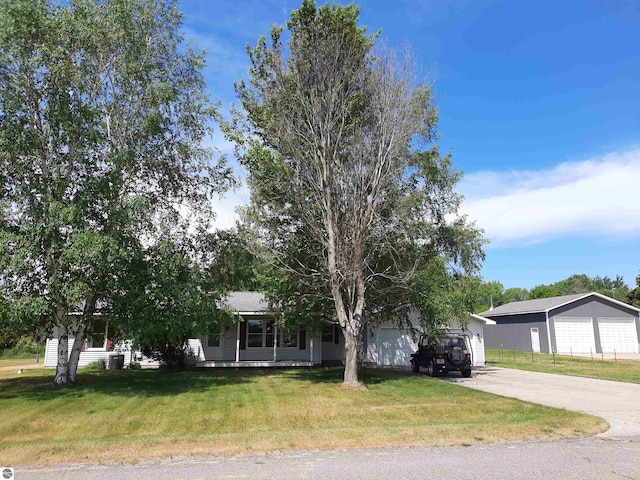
[545,311,552,354]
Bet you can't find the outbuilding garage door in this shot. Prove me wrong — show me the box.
[598,318,639,354]
[554,317,596,354]
[377,328,417,366]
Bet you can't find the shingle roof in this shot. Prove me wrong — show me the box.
[480,293,595,317]
[221,291,270,313]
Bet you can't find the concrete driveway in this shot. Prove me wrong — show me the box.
[446,366,640,437]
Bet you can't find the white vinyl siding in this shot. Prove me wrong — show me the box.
[376,328,417,366]
[554,317,596,354]
[598,317,639,353]
[470,332,485,365]
[467,318,490,365]
[44,335,132,368]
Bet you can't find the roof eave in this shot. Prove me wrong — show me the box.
[548,291,640,314]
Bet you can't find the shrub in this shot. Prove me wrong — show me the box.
[141,342,196,370]
[15,336,37,353]
[85,359,106,370]
[128,362,141,370]
[0,336,44,358]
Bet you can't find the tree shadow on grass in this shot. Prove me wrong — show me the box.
[0,368,255,401]
[284,365,411,386]
[0,366,414,402]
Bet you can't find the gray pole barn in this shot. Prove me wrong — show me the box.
[481,292,640,355]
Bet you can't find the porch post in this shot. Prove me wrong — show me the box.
[235,316,240,362]
[273,325,278,362]
[310,333,314,363]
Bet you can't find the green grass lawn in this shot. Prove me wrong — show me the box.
[486,349,640,383]
[0,366,606,466]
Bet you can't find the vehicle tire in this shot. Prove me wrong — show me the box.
[461,369,472,378]
[426,360,435,377]
[411,360,420,374]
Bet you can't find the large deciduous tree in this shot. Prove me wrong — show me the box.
[0,0,232,385]
[230,0,484,386]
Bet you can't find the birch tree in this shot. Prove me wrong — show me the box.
[231,0,484,386]
[0,0,232,386]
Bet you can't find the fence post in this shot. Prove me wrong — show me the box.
[614,349,617,362]
[570,346,573,358]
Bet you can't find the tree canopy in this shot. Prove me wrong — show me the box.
[626,275,640,308]
[229,0,484,385]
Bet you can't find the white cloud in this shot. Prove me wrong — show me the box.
[458,147,640,247]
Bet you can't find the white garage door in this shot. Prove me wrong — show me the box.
[554,317,596,354]
[598,318,639,353]
[377,328,417,366]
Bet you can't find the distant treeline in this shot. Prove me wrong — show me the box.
[472,273,640,313]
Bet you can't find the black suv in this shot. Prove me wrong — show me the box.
[410,334,472,378]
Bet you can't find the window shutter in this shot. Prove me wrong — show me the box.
[106,325,115,351]
[299,329,306,350]
[239,321,247,350]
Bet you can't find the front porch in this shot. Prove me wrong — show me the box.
[196,360,314,368]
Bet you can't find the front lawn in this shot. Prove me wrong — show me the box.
[0,367,606,465]
[486,349,640,383]
[0,358,41,369]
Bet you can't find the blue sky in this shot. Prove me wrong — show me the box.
[178,0,640,290]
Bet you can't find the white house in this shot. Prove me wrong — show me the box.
[44,292,494,368]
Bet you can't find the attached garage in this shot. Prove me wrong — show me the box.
[368,314,494,367]
[554,317,596,353]
[598,318,639,353]
[376,328,417,366]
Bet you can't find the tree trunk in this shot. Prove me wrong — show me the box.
[68,297,95,383]
[67,325,85,383]
[342,322,360,386]
[53,330,69,387]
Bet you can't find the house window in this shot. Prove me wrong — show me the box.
[247,319,276,348]
[322,325,334,343]
[247,319,264,347]
[246,319,297,348]
[278,329,298,348]
[87,318,107,349]
[207,333,220,347]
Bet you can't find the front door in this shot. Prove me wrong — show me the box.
[204,333,224,360]
[530,328,541,353]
